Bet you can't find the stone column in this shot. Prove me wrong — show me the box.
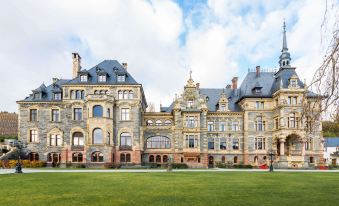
[279,138,285,156]
[301,139,306,156]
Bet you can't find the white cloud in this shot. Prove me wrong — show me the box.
[0,0,336,112]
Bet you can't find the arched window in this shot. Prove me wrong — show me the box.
[149,155,154,162]
[91,152,104,162]
[93,128,103,144]
[146,120,153,126]
[70,90,75,99]
[47,153,61,163]
[120,133,132,146]
[221,156,226,163]
[156,155,161,163]
[118,90,123,99]
[234,156,238,164]
[107,108,110,118]
[72,153,83,162]
[155,120,162,126]
[76,90,82,99]
[94,90,99,94]
[123,91,128,99]
[93,105,103,117]
[29,152,39,161]
[163,155,168,163]
[120,153,131,163]
[72,132,84,146]
[128,90,134,99]
[164,120,172,126]
[146,136,171,149]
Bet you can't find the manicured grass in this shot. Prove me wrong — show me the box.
[1,172,339,206]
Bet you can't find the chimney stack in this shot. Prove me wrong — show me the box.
[231,77,238,90]
[122,62,128,70]
[72,53,81,78]
[196,83,200,89]
[256,65,260,77]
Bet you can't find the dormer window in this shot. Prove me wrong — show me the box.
[80,75,88,82]
[117,75,125,82]
[187,99,194,108]
[53,93,62,100]
[290,79,297,87]
[33,93,40,99]
[98,74,106,82]
[220,104,227,111]
[254,88,261,94]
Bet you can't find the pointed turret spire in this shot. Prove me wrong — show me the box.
[279,20,291,68]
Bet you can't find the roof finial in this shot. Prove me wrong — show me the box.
[279,20,291,68]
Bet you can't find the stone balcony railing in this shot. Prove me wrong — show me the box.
[71,145,85,151]
[119,145,132,151]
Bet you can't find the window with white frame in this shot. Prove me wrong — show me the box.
[53,93,62,100]
[255,116,265,131]
[98,75,106,82]
[120,133,132,146]
[30,109,38,121]
[121,108,130,121]
[288,113,299,128]
[186,135,198,148]
[255,101,264,109]
[220,104,227,111]
[128,90,134,99]
[207,121,214,131]
[232,138,239,150]
[288,96,298,105]
[305,139,312,150]
[255,137,265,150]
[232,121,239,131]
[51,109,60,122]
[118,90,123,99]
[80,75,88,82]
[290,79,297,87]
[155,120,162,126]
[72,132,84,146]
[29,130,38,143]
[117,75,125,82]
[208,138,215,150]
[219,122,226,132]
[187,99,194,108]
[50,134,62,146]
[73,108,82,120]
[186,116,198,128]
[220,138,227,150]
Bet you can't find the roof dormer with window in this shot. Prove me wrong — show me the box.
[217,90,229,112]
[288,74,300,89]
[78,70,89,83]
[96,67,108,83]
[32,83,46,100]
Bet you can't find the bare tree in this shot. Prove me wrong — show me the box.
[303,1,339,131]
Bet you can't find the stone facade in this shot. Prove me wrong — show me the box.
[0,112,18,137]
[17,24,324,168]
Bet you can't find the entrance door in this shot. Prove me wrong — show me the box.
[208,156,214,168]
[332,159,337,166]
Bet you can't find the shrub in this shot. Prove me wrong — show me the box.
[171,163,188,169]
[141,163,160,168]
[104,163,121,169]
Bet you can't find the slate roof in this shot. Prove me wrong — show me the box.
[324,137,339,147]
[20,60,140,102]
[65,60,139,85]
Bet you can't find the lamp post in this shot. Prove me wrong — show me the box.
[268,150,275,172]
[10,140,23,174]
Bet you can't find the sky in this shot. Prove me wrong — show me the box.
[0,0,337,112]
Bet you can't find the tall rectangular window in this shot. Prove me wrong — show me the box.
[50,134,62,146]
[186,116,198,128]
[121,108,130,121]
[220,138,227,150]
[255,138,265,150]
[220,104,227,111]
[256,116,265,131]
[187,99,194,108]
[98,75,106,82]
[52,109,59,122]
[30,109,37,121]
[255,101,264,109]
[208,138,214,150]
[186,135,197,148]
[53,93,62,100]
[232,121,239,131]
[232,138,239,150]
[74,108,82,120]
[219,122,226,132]
[207,121,214,131]
[275,118,279,129]
[29,130,38,142]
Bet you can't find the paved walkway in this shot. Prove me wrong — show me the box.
[1,168,339,174]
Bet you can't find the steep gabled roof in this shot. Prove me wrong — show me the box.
[22,79,70,101]
[65,60,139,85]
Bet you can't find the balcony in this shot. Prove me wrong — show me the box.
[71,145,84,151]
[119,145,132,151]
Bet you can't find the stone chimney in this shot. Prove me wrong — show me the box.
[256,65,260,77]
[196,83,200,89]
[72,53,81,78]
[231,77,238,90]
[122,62,128,70]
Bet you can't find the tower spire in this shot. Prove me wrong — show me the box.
[279,20,291,68]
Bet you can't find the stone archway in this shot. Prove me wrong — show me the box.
[285,134,302,156]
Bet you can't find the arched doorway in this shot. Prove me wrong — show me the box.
[285,134,302,156]
[208,156,214,168]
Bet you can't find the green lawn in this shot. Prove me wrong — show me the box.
[1,172,338,206]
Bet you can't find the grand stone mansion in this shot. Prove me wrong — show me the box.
[17,24,324,168]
